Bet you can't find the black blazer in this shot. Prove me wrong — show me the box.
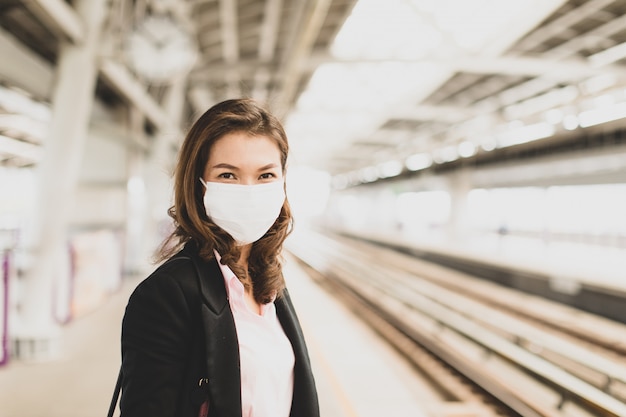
[120,243,319,417]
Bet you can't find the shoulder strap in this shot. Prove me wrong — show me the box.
[107,368,122,417]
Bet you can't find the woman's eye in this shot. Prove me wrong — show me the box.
[219,173,235,179]
[259,173,276,180]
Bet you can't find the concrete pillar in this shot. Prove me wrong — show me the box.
[446,169,473,243]
[16,0,108,360]
[153,74,188,165]
[123,108,148,275]
[141,75,188,263]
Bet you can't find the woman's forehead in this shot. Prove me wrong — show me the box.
[207,133,281,166]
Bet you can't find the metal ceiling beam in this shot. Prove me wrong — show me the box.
[219,0,240,97]
[590,41,626,67]
[0,114,46,142]
[482,0,610,111]
[153,0,194,24]
[189,59,270,80]
[303,53,624,81]
[99,59,175,132]
[478,0,568,56]
[0,134,43,163]
[23,0,84,43]
[273,0,333,118]
[238,2,266,19]
[514,0,615,52]
[447,56,624,80]
[219,0,238,62]
[188,49,626,87]
[548,11,626,60]
[476,12,626,115]
[253,0,282,101]
[393,105,476,124]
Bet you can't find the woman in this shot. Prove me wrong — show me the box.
[119,98,320,417]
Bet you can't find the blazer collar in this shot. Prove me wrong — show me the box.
[179,242,228,314]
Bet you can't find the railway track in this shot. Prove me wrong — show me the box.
[286,230,626,417]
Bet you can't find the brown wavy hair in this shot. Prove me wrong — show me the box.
[157,98,293,304]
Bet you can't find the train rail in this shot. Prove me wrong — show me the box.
[285,229,626,417]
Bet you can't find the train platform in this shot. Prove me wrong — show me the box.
[0,253,438,417]
[333,227,626,324]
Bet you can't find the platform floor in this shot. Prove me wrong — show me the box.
[0,254,436,417]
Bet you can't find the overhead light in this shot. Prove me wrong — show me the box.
[481,137,497,151]
[589,93,615,108]
[544,108,563,124]
[578,102,626,128]
[562,114,579,130]
[0,114,46,142]
[504,86,578,120]
[579,74,617,95]
[496,122,555,148]
[405,153,432,171]
[589,42,626,67]
[0,134,43,162]
[0,85,50,121]
[377,160,403,178]
[433,146,459,163]
[458,141,477,158]
[359,166,379,183]
[331,175,349,190]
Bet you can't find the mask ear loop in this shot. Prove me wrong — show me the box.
[199,178,208,187]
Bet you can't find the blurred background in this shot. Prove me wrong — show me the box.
[1,0,626,416]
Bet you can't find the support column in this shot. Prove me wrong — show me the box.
[446,169,473,244]
[141,75,188,263]
[123,107,148,276]
[152,74,188,168]
[16,0,108,360]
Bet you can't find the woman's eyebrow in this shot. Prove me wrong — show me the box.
[211,163,239,170]
[257,163,280,171]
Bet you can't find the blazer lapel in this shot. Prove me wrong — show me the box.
[276,289,320,417]
[181,243,318,417]
[191,253,243,417]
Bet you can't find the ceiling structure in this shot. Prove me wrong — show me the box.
[2,0,626,188]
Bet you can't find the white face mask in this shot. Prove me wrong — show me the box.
[200,179,286,245]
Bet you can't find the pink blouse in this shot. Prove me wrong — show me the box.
[215,252,295,417]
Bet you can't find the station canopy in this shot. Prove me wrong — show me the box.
[2,0,626,187]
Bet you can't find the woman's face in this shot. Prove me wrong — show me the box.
[203,132,283,185]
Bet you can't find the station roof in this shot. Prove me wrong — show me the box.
[2,0,626,185]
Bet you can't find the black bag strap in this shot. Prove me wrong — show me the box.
[107,367,122,417]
